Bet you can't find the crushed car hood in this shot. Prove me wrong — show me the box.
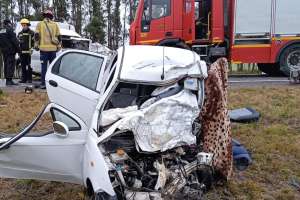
[96,45,208,153]
[99,89,200,152]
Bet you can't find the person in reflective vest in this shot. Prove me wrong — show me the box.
[18,18,34,83]
[34,10,61,89]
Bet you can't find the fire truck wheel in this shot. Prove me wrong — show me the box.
[257,63,283,77]
[279,44,300,76]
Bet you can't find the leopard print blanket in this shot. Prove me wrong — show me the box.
[200,58,233,180]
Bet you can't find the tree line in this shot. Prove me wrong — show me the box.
[0,0,139,50]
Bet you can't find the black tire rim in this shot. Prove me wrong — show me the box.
[286,50,300,70]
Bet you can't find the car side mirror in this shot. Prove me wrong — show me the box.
[53,121,69,138]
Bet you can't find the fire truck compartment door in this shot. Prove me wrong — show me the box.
[234,0,272,36]
[275,0,300,35]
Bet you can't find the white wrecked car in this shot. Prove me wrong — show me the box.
[0,46,212,199]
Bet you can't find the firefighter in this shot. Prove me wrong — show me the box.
[18,18,35,83]
[34,10,61,89]
[0,19,21,86]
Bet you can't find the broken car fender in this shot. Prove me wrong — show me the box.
[83,131,116,196]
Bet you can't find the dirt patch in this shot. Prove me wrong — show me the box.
[0,179,84,200]
[0,91,48,133]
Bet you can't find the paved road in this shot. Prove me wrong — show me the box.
[0,77,296,93]
[229,76,293,88]
[0,79,45,93]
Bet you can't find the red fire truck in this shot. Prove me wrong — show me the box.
[129,0,300,76]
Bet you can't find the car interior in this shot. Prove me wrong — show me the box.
[104,82,157,110]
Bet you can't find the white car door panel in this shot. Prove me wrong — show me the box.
[46,51,107,127]
[0,103,87,184]
[0,134,85,184]
[47,75,99,127]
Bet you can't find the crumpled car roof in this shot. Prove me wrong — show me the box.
[117,45,208,85]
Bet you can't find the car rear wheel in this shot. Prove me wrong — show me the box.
[279,44,300,76]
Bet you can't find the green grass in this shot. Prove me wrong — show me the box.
[217,86,300,200]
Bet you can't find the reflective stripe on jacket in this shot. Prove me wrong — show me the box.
[18,29,35,54]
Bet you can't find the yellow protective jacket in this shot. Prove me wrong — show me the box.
[35,19,61,52]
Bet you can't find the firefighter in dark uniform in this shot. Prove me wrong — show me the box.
[0,19,21,86]
[18,18,35,83]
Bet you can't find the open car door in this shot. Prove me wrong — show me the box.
[0,103,87,184]
[46,50,108,127]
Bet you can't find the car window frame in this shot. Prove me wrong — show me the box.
[103,63,117,93]
[0,105,48,150]
[151,0,171,20]
[99,52,118,93]
[50,107,82,131]
[51,51,105,93]
[142,0,151,22]
[0,104,87,151]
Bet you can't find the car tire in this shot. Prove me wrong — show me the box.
[257,63,284,76]
[279,44,300,76]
